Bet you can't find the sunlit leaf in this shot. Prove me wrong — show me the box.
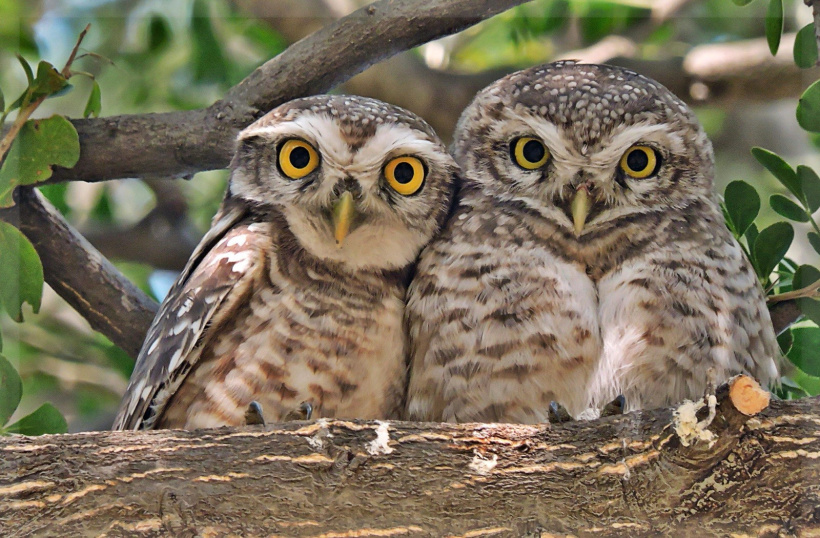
[797,79,820,132]
[0,116,80,207]
[795,23,819,69]
[790,367,820,396]
[30,61,69,99]
[751,147,801,198]
[788,326,820,377]
[724,180,760,237]
[770,194,810,222]
[797,165,820,213]
[4,403,67,435]
[753,222,793,279]
[0,221,43,322]
[16,53,33,85]
[83,80,101,118]
[764,0,783,55]
[0,354,22,426]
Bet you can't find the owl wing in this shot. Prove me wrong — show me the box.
[112,198,265,430]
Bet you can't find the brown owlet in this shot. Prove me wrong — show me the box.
[113,95,458,430]
[405,61,780,423]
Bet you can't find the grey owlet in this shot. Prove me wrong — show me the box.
[405,61,780,423]
[113,95,458,430]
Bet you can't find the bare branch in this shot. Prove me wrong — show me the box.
[2,376,817,536]
[0,188,157,357]
[43,0,531,184]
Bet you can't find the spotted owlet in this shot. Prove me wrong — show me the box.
[405,61,780,423]
[113,95,458,430]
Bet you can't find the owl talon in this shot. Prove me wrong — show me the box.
[284,402,314,421]
[548,401,573,423]
[245,401,266,426]
[600,395,626,417]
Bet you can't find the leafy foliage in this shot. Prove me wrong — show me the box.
[0,354,67,435]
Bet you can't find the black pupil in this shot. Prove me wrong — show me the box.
[290,146,311,169]
[522,140,545,163]
[393,162,415,184]
[627,149,650,172]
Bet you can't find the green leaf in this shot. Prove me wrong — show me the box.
[787,326,820,377]
[731,0,755,5]
[765,0,783,55]
[794,265,820,326]
[0,116,80,207]
[790,367,820,396]
[770,194,810,222]
[83,80,101,118]
[0,87,4,112]
[797,79,820,132]
[148,15,172,52]
[4,403,67,435]
[724,180,760,237]
[753,222,793,279]
[794,23,819,69]
[797,165,820,213]
[191,0,229,84]
[30,61,69,99]
[777,328,793,355]
[751,147,800,198]
[0,221,43,322]
[16,54,33,85]
[0,354,22,426]
[809,231,820,255]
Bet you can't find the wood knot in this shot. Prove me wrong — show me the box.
[727,375,770,416]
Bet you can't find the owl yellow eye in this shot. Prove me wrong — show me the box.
[384,156,425,196]
[511,137,550,170]
[620,145,659,179]
[278,139,320,179]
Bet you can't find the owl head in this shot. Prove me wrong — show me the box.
[452,61,714,236]
[229,95,458,270]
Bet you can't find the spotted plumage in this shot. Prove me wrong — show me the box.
[406,61,780,423]
[113,95,458,430]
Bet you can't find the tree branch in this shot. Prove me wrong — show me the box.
[42,0,530,184]
[0,188,157,358]
[1,376,816,536]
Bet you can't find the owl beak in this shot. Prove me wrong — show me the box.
[332,191,356,247]
[570,187,591,236]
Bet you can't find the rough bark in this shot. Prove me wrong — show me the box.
[0,188,157,357]
[0,377,817,537]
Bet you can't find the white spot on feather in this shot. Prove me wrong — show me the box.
[227,234,247,247]
[168,348,185,372]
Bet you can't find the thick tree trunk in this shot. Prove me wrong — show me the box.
[1,377,817,537]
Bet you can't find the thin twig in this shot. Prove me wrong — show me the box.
[61,23,91,78]
[767,279,820,304]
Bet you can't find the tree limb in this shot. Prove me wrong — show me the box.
[0,188,157,357]
[1,376,816,536]
[42,0,530,184]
